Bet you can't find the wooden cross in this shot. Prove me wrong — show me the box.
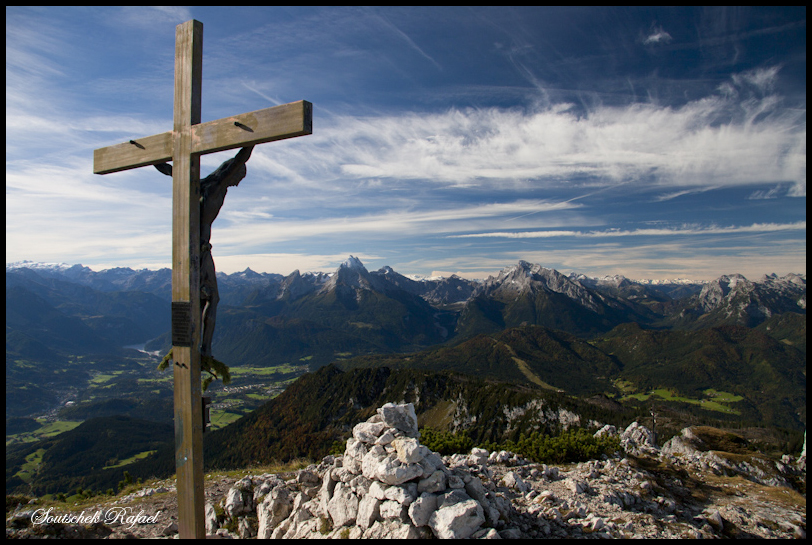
[93,20,311,538]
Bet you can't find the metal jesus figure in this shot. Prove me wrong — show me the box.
[155,145,254,358]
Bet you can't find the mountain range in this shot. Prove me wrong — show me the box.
[6,257,805,373]
[5,258,806,496]
[6,256,804,418]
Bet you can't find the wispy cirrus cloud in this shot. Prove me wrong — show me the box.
[450,221,807,239]
[278,67,805,196]
[748,184,786,200]
[212,198,584,249]
[372,13,442,71]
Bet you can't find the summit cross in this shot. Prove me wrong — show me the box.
[92,19,312,538]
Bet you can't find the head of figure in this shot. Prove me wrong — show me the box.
[226,164,247,187]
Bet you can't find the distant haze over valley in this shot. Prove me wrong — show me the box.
[12,257,803,285]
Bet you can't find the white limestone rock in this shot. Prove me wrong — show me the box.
[204,502,218,535]
[327,481,359,528]
[594,424,617,438]
[375,430,396,446]
[353,421,387,443]
[408,492,439,527]
[428,498,486,539]
[343,438,367,475]
[467,447,490,466]
[384,482,418,506]
[256,485,293,538]
[356,494,381,530]
[363,519,424,539]
[392,437,423,464]
[379,499,408,522]
[661,427,705,459]
[464,475,488,504]
[377,402,419,438]
[374,453,425,485]
[361,445,387,480]
[502,470,529,492]
[621,421,657,454]
[417,469,447,494]
[223,479,253,518]
[367,480,388,501]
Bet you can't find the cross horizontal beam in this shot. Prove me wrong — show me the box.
[93,100,312,175]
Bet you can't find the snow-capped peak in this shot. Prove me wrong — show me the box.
[480,260,600,312]
[7,260,75,271]
[342,255,367,271]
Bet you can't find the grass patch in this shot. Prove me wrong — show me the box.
[210,411,243,429]
[703,389,744,402]
[612,379,638,394]
[228,364,307,377]
[37,421,83,437]
[418,400,457,430]
[137,377,172,384]
[15,449,47,483]
[620,388,741,415]
[102,450,157,470]
[89,371,124,384]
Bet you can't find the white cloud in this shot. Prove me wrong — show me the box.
[210,199,584,251]
[732,66,780,94]
[421,238,806,282]
[748,185,784,200]
[450,221,807,239]
[643,25,673,45]
[289,69,805,194]
[118,6,193,28]
[373,13,442,71]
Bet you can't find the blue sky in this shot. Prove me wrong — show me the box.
[6,6,806,280]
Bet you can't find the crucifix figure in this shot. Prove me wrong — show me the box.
[93,20,311,539]
[154,145,254,360]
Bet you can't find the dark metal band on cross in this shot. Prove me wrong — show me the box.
[93,20,311,538]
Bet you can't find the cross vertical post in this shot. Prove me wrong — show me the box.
[92,18,312,539]
[172,20,205,539]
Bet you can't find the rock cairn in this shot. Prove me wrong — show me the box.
[250,402,506,539]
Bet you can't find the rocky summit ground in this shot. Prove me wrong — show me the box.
[6,404,806,539]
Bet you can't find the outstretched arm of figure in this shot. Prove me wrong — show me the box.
[233,146,254,166]
[206,146,255,183]
[155,146,252,179]
[154,163,173,176]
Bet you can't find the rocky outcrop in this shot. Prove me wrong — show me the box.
[659,426,806,490]
[200,410,805,539]
[620,421,658,456]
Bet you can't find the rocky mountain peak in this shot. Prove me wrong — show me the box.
[237,267,262,279]
[274,270,315,301]
[342,255,367,271]
[480,260,600,312]
[320,256,384,294]
[695,272,806,319]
